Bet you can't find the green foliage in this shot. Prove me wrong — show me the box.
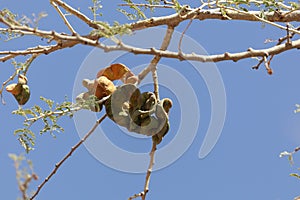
[290,173,300,179]
[0,8,18,24]
[290,1,300,9]
[0,9,47,41]
[280,148,300,200]
[12,96,76,153]
[294,104,300,113]
[89,0,103,21]
[216,0,296,14]
[172,0,183,12]
[145,0,161,12]
[118,0,147,20]
[91,21,132,38]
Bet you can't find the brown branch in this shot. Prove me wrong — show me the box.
[130,9,300,31]
[2,2,300,68]
[266,26,300,67]
[50,0,104,30]
[100,38,300,63]
[141,142,157,200]
[219,6,300,35]
[0,69,18,104]
[138,27,174,82]
[263,56,273,75]
[178,19,193,53]
[29,114,107,200]
[118,3,174,9]
[1,25,300,67]
[0,43,72,62]
[252,57,264,70]
[50,0,77,35]
[128,142,157,200]
[0,29,98,62]
[137,26,174,100]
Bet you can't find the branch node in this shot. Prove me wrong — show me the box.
[224,52,230,59]
[263,56,273,75]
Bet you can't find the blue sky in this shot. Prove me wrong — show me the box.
[1,1,300,199]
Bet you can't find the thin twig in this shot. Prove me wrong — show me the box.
[162,0,174,5]
[128,142,157,200]
[29,114,107,200]
[142,141,157,200]
[267,26,300,66]
[50,0,104,30]
[25,106,81,123]
[219,5,300,35]
[286,23,291,45]
[23,53,39,75]
[128,192,143,200]
[137,26,175,100]
[50,0,77,35]
[178,19,193,53]
[252,57,264,70]
[118,3,174,9]
[2,24,300,65]
[0,69,19,104]
[263,56,273,75]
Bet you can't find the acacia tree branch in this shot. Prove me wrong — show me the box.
[50,0,104,30]
[2,1,300,73]
[100,38,300,63]
[129,9,300,31]
[118,3,175,9]
[138,26,175,100]
[141,142,157,200]
[29,114,107,200]
[1,23,300,72]
[2,1,300,67]
[50,0,77,35]
[128,142,157,200]
[219,5,300,35]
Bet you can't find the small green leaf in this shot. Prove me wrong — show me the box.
[40,96,54,109]
[290,173,300,179]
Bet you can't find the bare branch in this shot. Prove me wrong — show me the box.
[50,0,104,30]
[0,69,19,104]
[178,19,193,53]
[142,142,157,200]
[130,9,300,31]
[266,26,300,68]
[118,3,174,9]
[50,0,77,35]
[1,24,300,68]
[219,6,300,35]
[263,56,273,75]
[100,38,300,63]
[128,142,157,200]
[29,114,107,200]
[137,26,175,100]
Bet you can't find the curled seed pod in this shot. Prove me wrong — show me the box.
[6,83,19,95]
[94,76,116,99]
[6,75,31,105]
[97,63,130,81]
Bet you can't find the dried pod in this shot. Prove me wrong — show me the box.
[6,75,30,105]
[94,76,116,99]
[97,63,130,81]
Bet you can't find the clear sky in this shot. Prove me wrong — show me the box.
[1,1,300,200]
